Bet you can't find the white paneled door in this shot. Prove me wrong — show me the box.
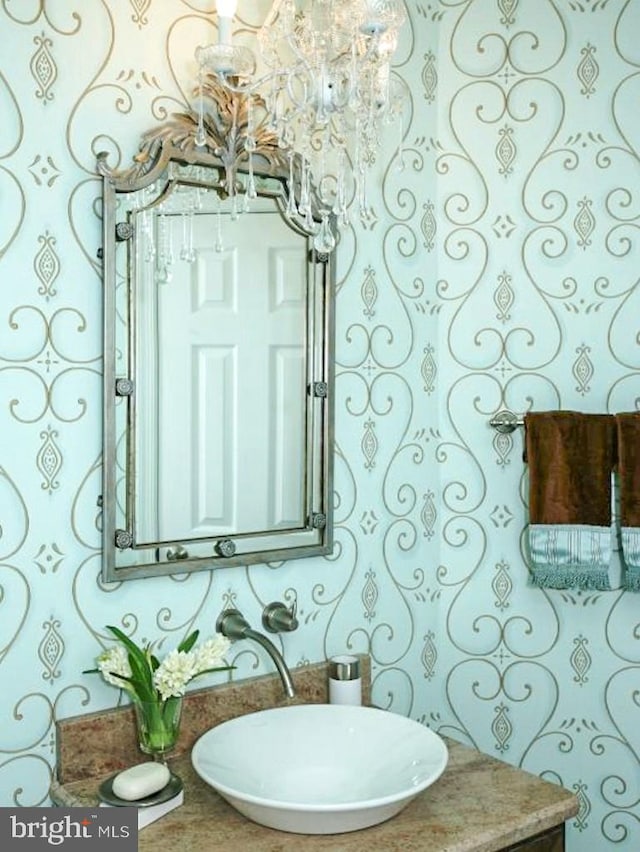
[135,206,307,545]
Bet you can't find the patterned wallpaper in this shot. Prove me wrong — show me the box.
[0,1,639,849]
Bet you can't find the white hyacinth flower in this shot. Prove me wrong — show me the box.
[97,645,132,688]
[193,635,231,674]
[153,649,197,700]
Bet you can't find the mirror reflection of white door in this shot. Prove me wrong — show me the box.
[136,205,307,544]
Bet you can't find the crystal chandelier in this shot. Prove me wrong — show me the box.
[195,0,407,251]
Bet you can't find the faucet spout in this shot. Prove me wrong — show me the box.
[244,628,296,699]
[216,608,296,699]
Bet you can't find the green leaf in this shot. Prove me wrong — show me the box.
[105,671,134,686]
[106,625,155,701]
[106,625,147,669]
[192,664,235,680]
[178,630,199,654]
[102,671,143,700]
[126,676,155,699]
[163,695,182,718]
[127,653,155,701]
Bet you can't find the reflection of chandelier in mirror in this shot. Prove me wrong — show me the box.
[195,0,408,251]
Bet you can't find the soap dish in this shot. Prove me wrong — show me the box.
[99,771,183,808]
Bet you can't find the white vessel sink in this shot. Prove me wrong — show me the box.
[191,703,448,835]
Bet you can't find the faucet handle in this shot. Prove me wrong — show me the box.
[262,600,298,634]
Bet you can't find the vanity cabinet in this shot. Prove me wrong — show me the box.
[52,661,578,852]
[503,824,564,851]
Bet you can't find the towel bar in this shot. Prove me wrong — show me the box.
[489,409,525,433]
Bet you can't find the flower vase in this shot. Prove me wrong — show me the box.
[133,697,182,761]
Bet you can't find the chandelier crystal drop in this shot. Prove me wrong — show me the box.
[195,0,408,251]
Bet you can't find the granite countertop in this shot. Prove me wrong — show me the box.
[52,660,578,852]
[51,739,577,852]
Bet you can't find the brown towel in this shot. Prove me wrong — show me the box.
[525,411,616,525]
[524,411,616,589]
[615,412,640,590]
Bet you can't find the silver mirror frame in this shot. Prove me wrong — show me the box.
[100,78,335,581]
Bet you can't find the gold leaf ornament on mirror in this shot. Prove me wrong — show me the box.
[97,75,289,192]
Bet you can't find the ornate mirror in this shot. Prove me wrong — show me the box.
[100,79,335,581]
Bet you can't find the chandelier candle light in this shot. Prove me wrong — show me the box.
[195,0,408,251]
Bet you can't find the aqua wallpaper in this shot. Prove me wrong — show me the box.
[0,2,639,850]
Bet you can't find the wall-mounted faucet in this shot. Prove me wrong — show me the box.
[216,606,297,699]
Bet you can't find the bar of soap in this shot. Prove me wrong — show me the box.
[111,761,171,801]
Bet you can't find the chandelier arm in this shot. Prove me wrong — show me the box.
[282,71,315,114]
[210,65,297,96]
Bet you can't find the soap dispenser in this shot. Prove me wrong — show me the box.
[328,655,362,705]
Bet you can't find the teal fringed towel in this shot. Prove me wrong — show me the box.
[524,411,616,590]
[615,412,640,591]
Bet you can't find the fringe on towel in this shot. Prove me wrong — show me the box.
[529,570,612,590]
[621,528,640,591]
[527,523,612,591]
